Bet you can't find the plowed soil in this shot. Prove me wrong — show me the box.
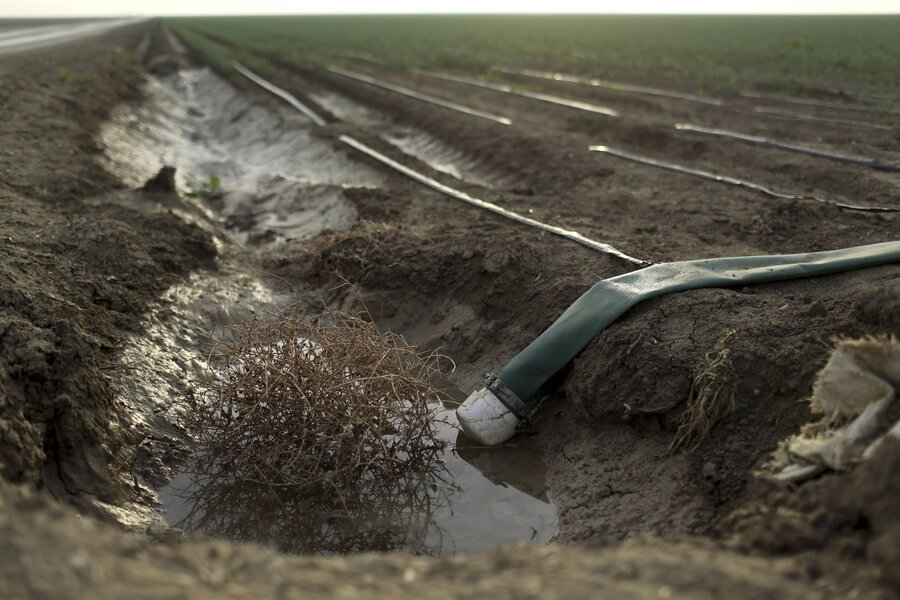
[1,18,898,599]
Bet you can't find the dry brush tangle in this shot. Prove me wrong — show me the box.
[181,306,452,552]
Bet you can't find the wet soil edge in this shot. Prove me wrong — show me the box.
[0,20,218,518]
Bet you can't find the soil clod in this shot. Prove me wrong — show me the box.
[140,165,178,193]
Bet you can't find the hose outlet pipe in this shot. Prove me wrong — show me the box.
[456,240,900,446]
[457,374,527,445]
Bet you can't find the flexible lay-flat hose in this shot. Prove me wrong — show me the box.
[457,241,900,445]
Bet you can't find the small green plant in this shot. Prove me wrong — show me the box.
[186,175,224,199]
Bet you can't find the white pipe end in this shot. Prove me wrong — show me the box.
[456,386,521,446]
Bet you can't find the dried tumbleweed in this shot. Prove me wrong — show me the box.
[183,306,450,550]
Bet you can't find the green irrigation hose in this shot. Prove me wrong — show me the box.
[497,241,900,405]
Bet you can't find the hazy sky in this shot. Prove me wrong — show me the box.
[1,0,897,17]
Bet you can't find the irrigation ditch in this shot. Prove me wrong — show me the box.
[97,44,559,554]
[1,18,899,598]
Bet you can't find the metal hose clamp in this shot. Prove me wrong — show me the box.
[484,374,527,420]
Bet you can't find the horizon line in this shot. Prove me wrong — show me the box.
[4,12,900,17]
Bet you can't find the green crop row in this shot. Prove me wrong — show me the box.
[173,25,270,74]
[169,14,899,97]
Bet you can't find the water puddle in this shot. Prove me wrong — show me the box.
[100,68,381,247]
[308,90,513,189]
[157,384,557,555]
[74,266,295,529]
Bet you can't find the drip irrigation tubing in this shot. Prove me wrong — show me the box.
[234,63,328,127]
[340,135,649,266]
[752,107,892,131]
[589,145,898,213]
[675,124,900,173]
[855,92,899,102]
[232,62,646,265]
[327,66,512,125]
[504,67,896,134]
[338,54,617,117]
[741,91,900,117]
[421,71,619,118]
[503,68,724,106]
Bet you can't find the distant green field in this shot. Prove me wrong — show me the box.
[170,15,900,95]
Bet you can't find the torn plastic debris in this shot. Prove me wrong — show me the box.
[766,336,900,483]
[457,241,900,445]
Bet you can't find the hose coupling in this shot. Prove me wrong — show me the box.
[455,374,525,446]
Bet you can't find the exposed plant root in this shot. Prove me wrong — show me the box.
[296,220,405,276]
[670,331,738,453]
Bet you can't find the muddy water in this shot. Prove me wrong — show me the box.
[157,384,557,556]
[101,67,557,553]
[100,68,379,248]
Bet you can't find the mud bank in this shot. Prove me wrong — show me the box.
[0,25,222,520]
[1,480,834,600]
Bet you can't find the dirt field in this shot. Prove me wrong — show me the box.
[1,18,898,598]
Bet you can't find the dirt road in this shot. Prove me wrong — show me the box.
[0,18,143,56]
